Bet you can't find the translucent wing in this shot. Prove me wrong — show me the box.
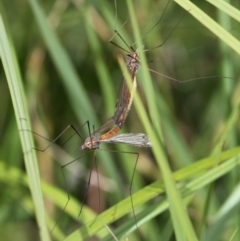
[99,133,151,147]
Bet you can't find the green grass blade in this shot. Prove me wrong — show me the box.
[124,1,198,240]
[0,5,50,240]
[207,0,240,22]
[174,0,240,54]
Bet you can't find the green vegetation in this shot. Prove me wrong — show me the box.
[0,0,240,240]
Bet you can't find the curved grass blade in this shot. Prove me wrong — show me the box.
[0,5,50,241]
[207,0,240,22]
[174,0,240,55]
[121,1,198,239]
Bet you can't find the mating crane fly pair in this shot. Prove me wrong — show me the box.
[81,51,151,150]
[31,14,152,235]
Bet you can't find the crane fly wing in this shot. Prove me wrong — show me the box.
[100,133,151,147]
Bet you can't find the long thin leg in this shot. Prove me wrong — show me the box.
[96,147,141,237]
[51,150,93,233]
[21,120,95,234]
[33,122,88,151]
[20,121,90,152]
[77,150,97,218]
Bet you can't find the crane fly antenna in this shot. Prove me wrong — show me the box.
[110,20,134,53]
[110,0,134,52]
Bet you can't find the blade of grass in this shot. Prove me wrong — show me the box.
[120,51,197,241]
[207,0,240,22]
[0,4,50,241]
[124,0,198,240]
[174,0,240,55]
[204,183,240,241]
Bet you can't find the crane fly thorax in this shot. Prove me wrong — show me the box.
[126,52,140,73]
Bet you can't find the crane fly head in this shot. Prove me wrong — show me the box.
[80,135,100,150]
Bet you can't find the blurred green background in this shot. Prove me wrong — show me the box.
[0,0,240,240]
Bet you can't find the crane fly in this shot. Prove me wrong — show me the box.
[26,45,149,236]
